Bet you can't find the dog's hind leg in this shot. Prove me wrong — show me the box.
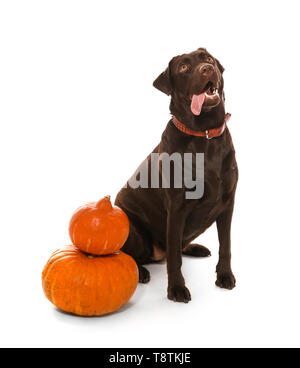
[182,243,211,257]
[120,216,153,284]
[138,265,151,284]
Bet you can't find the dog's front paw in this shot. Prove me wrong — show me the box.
[168,284,191,303]
[216,272,236,290]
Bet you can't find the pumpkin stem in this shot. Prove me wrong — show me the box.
[96,196,113,211]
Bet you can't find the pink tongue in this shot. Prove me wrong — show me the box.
[191,93,206,116]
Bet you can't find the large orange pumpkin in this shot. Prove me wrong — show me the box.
[69,196,129,255]
[42,245,138,316]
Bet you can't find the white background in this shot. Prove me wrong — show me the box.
[1,0,300,348]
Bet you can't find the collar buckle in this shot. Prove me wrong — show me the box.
[205,130,213,140]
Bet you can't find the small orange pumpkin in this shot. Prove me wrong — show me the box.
[69,196,129,255]
[42,245,138,316]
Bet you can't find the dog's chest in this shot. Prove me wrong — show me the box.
[184,135,238,236]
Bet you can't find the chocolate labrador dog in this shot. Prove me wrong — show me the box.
[115,48,238,303]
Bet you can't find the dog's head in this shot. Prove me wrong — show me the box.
[153,48,225,123]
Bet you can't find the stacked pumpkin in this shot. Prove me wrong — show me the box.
[42,196,138,316]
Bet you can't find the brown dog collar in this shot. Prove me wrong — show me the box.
[173,113,231,139]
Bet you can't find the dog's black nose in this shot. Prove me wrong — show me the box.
[199,64,214,76]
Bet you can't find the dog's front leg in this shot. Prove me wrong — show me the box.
[216,202,236,290]
[166,207,191,303]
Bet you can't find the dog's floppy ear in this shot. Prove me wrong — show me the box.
[215,58,225,74]
[153,59,174,96]
[153,66,171,95]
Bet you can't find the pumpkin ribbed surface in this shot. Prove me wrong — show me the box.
[69,196,129,255]
[42,245,138,316]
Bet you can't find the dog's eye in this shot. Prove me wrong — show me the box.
[178,64,189,73]
[207,57,214,63]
